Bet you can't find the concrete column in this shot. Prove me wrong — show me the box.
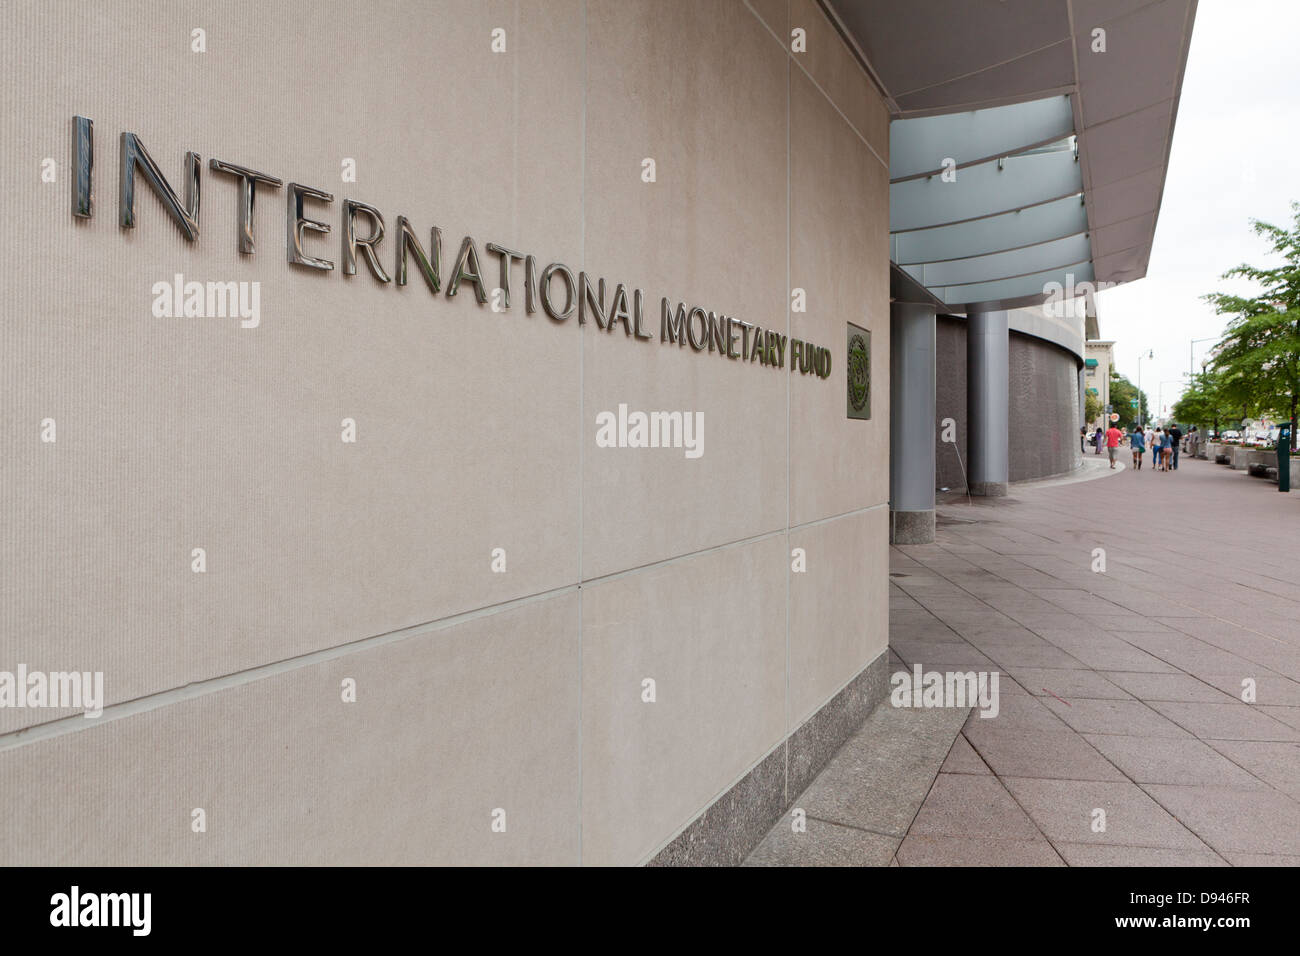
[1078,366,1086,425]
[967,308,1009,496]
[890,301,937,543]
[1078,365,1087,455]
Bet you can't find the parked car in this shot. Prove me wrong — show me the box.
[1222,430,1241,441]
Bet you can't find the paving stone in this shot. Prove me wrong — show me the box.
[1141,785,1300,855]
[1052,843,1228,866]
[744,817,898,867]
[1222,852,1300,866]
[1099,671,1238,703]
[962,692,1073,732]
[959,628,1054,649]
[1007,667,1132,701]
[963,726,1124,781]
[1260,705,1300,731]
[1041,698,1193,737]
[1081,734,1267,788]
[939,733,990,774]
[1082,615,1173,633]
[1059,642,1181,673]
[1036,589,1117,614]
[1203,740,1300,798]
[1146,700,1300,741]
[1198,673,1300,707]
[791,703,968,836]
[896,834,1063,866]
[1121,632,1263,677]
[1034,626,1123,644]
[1006,612,1097,631]
[908,773,1043,840]
[980,644,1089,670]
[1002,777,1206,849]
[889,641,998,671]
[988,674,1034,696]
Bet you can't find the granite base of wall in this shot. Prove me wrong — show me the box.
[890,509,935,544]
[647,650,890,866]
[970,481,1008,497]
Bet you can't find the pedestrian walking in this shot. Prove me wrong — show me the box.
[1170,424,1183,469]
[1130,425,1145,469]
[1094,427,1104,455]
[1105,421,1123,469]
[1152,427,1164,470]
[1080,426,1087,454]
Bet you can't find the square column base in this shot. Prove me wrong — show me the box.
[890,509,935,544]
[969,481,1007,497]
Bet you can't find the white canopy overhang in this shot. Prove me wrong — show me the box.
[825,0,1197,313]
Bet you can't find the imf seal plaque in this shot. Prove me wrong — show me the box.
[846,322,871,420]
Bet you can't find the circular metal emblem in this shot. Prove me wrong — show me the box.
[847,332,870,413]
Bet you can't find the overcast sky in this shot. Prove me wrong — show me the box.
[1093,0,1300,418]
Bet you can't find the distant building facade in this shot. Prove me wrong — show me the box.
[1084,339,1116,429]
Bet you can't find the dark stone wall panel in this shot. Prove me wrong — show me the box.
[1008,334,1080,481]
[934,320,1080,489]
[934,316,969,491]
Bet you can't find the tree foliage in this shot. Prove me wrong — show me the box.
[1171,368,1240,433]
[1084,390,1102,426]
[1107,369,1147,431]
[1204,201,1300,448]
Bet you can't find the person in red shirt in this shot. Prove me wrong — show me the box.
[1105,423,1123,469]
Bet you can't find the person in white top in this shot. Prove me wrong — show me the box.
[1144,427,1157,470]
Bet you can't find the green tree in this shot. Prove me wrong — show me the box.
[1084,390,1102,426]
[1171,368,1236,434]
[1107,369,1147,431]
[1204,202,1300,449]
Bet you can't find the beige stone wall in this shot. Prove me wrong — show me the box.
[0,0,889,864]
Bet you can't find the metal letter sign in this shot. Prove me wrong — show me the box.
[67,115,839,383]
[846,322,871,420]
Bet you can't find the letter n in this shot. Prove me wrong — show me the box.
[119,132,200,240]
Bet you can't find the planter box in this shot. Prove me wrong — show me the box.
[1231,445,1253,470]
[1246,450,1274,478]
[1290,457,1300,492]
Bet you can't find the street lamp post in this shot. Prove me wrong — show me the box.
[1190,336,1216,379]
[1137,349,1153,428]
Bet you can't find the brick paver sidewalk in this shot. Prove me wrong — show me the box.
[748,455,1300,866]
